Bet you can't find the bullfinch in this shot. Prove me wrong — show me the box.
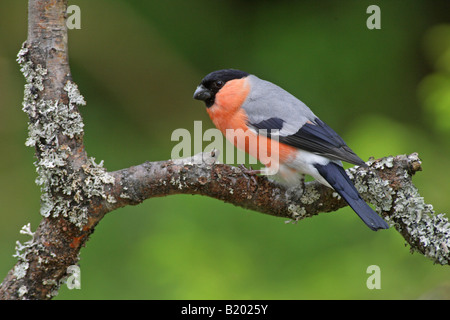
[193,69,389,231]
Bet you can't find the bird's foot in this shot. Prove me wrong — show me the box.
[238,164,262,176]
[300,174,306,193]
[238,164,260,186]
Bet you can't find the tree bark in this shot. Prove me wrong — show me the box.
[1,0,449,300]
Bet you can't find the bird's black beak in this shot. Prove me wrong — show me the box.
[193,85,211,101]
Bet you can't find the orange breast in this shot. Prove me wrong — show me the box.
[207,78,250,133]
[206,78,296,165]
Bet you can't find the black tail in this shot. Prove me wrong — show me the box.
[314,162,389,231]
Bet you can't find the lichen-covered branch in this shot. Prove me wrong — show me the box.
[1,0,449,300]
[0,0,115,300]
[106,151,449,267]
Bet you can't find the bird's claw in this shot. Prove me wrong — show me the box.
[300,174,306,193]
[238,164,260,186]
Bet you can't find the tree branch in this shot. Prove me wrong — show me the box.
[1,0,449,300]
[106,151,449,268]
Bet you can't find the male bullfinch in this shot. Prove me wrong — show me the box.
[193,69,389,231]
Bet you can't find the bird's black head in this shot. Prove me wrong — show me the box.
[193,69,249,108]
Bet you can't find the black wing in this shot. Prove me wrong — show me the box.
[249,117,367,166]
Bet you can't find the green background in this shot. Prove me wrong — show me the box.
[0,0,449,299]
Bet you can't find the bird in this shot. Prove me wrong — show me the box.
[193,69,389,231]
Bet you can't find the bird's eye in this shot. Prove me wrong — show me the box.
[215,80,224,88]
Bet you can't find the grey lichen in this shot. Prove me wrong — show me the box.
[300,185,320,205]
[13,262,29,280]
[393,183,450,264]
[17,45,114,229]
[287,203,306,222]
[347,162,394,214]
[12,223,42,285]
[42,278,62,299]
[352,155,450,265]
[18,286,28,298]
[64,80,86,107]
[13,224,35,261]
[82,157,115,198]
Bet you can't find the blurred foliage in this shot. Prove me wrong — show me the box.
[0,0,449,299]
[419,25,450,134]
